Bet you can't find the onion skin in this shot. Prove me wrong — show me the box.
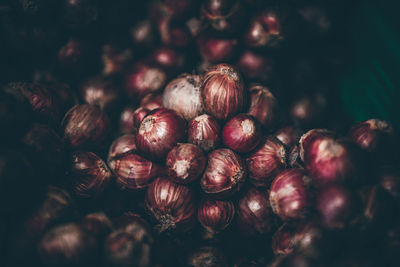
[222,114,262,153]
[349,119,399,164]
[166,143,206,184]
[107,134,137,160]
[201,148,247,198]
[151,46,185,73]
[247,85,279,131]
[145,177,195,232]
[197,198,235,236]
[108,152,165,191]
[124,63,167,99]
[316,184,356,229]
[246,136,287,187]
[303,138,366,186]
[188,114,221,152]
[70,151,113,198]
[62,104,110,149]
[162,74,204,121]
[237,187,275,236]
[201,64,247,120]
[299,128,336,162]
[136,108,187,161]
[269,169,312,221]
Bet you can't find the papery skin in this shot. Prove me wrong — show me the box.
[166,143,206,184]
[201,64,246,120]
[246,136,287,187]
[269,169,312,221]
[136,108,187,161]
[237,188,274,236]
[222,114,262,153]
[248,85,279,131]
[145,177,195,232]
[197,198,235,234]
[188,114,221,152]
[162,74,204,121]
[201,148,247,198]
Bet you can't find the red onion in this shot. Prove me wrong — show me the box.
[272,223,298,255]
[150,46,185,73]
[197,35,239,63]
[197,198,235,236]
[131,20,156,48]
[188,114,221,152]
[70,151,113,198]
[303,137,366,186]
[136,108,187,160]
[246,136,287,187]
[222,114,262,153]
[201,0,244,33]
[62,104,110,149]
[156,14,192,47]
[82,212,113,239]
[80,76,120,111]
[237,187,275,236]
[290,94,327,128]
[38,223,98,266]
[269,169,312,221]
[349,119,398,164]
[201,148,247,198]
[316,183,356,229]
[145,177,195,232]
[299,128,335,162]
[140,93,163,111]
[166,143,206,184]
[162,74,204,121]
[275,126,301,148]
[108,135,165,190]
[201,64,247,120]
[247,85,279,131]
[4,82,62,126]
[237,50,274,81]
[119,105,136,134]
[107,134,137,159]
[272,223,326,257]
[244,8,286,48]
[124,63,167,99]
